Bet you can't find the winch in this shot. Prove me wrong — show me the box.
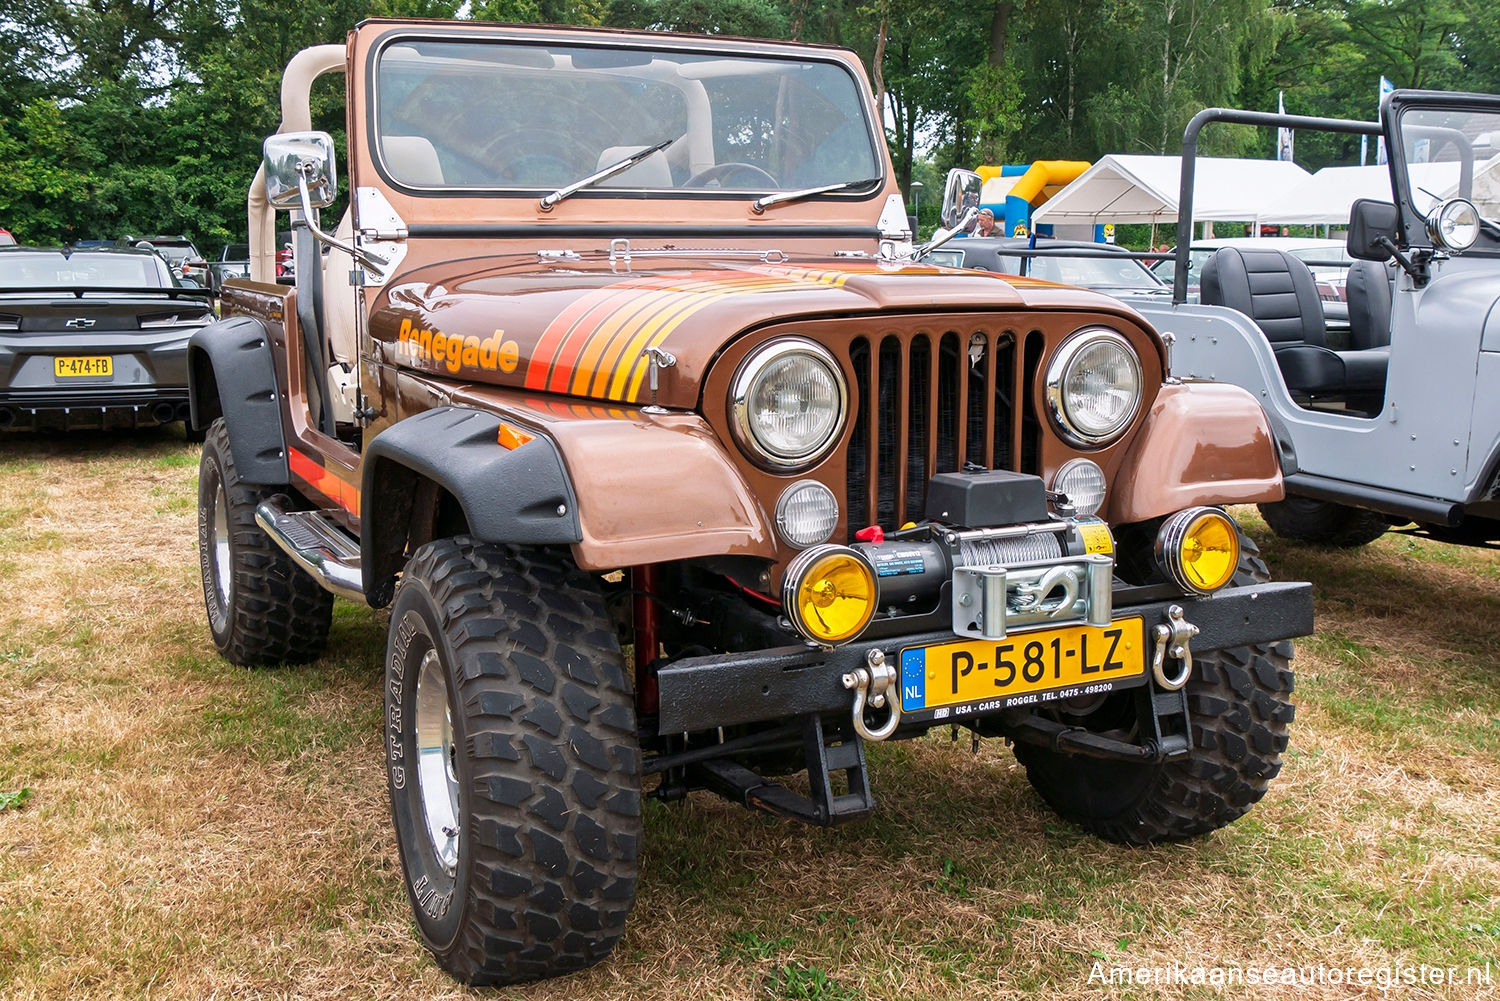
[780,470,1115,648]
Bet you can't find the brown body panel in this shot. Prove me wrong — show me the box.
[1106,381,1285,524]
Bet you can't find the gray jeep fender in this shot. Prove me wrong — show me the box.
[187,316,290,484]
[360,406,582,606]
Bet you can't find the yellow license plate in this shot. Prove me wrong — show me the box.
[54,356,113,378]
[900,617,1146,716]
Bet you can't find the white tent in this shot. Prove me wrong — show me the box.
[1260,163,1465,225]
[1030,154,1312,225]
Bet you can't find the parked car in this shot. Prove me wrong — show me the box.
[1139,91,1500,549]
[123,234,210,288]
[0,229,15,246]
[208,244,250,294]
[0,245,214,433]
[187,23,1312,986]
[1152,237,1354,302]
[930,236,1169,297]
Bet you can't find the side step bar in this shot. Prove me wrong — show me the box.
[254,498,365,601]
[1284,472,1461,527]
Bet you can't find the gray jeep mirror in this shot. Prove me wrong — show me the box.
[941,169,983,231]
[263,132,338,211]
[1347,198,1400,261]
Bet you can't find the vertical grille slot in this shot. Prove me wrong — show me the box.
[843,324,1040,539]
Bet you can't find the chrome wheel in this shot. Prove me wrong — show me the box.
[415,648,460,873]
[212,480,232,607]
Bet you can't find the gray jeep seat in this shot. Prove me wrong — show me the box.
[1345,258,1393,350]
[1200,246,1387,396]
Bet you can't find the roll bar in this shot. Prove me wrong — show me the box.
[1173,108,1382,304]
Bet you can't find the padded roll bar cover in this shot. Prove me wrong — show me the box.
[187,316,290,485]
[360,406,583,602]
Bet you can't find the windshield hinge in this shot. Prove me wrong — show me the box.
[610,238,632,273]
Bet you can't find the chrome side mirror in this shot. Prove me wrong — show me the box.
[263,131,338,211]
[941,169,982,231]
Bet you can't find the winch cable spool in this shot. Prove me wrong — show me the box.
[956,531,1062,567]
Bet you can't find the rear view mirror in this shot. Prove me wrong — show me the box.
[941,169,983,231]
[263,132,338,211]
[1347,199,1400,261]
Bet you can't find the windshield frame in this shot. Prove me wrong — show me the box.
[1386,90,1500,257]
[363,27,887,205]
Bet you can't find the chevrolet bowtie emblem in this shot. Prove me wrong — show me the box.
[65,318,96,328]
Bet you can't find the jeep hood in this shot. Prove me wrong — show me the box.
[368,254,1142,410]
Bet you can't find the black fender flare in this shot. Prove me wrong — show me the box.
[187,316,290,485]
[360,406,583,606]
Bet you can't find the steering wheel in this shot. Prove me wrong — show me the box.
[684,162,778,189]
[482,128,599,186]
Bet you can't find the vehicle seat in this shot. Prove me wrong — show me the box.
[382,136,445,186]
[1200,246,1387,396]
[1345,259,1393,350]
[595,145,672,188]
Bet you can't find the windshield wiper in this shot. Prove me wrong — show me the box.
[540,137,677,212]
[751,178,880,214]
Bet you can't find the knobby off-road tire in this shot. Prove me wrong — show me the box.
[1258,495,1389,548]
[197,418,332,665]
[385,539,641,987]
[1014,528,1296,844]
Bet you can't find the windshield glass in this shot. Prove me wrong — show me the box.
[1397,106,1500,231]
[373,39,881,194]
[1028,252,1161,288]
[0,252,166,288]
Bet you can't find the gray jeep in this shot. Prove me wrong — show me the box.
[1135,90,1500,547]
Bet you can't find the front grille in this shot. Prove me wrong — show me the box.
[844,327,1044,536]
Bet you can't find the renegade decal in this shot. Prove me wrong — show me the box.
[397,319,520,375]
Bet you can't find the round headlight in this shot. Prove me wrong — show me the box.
[731,340,847,469]
[1426,198,1480,252]
[1052,458,1107,517]
[781,544,878,647]
[776,480,840,549]
[1046,328,1143,447]
[1154,507,1240,595]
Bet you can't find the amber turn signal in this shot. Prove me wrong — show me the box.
[496,422,534,450]
[781,544,878,647]
[1154,507,1240,595]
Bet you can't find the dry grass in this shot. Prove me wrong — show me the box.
[1,430,1498,1000]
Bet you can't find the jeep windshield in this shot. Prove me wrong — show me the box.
[1397,104,1500,249]
[371,38,882,197]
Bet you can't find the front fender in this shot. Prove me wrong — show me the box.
[540,408,773,571]
[187,316,289,485]
[1106,381,1284,525]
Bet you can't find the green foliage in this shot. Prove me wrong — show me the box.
[1,0,1495,247]
[0,787,34,811]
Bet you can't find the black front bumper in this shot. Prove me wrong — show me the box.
[655,580,1313,735]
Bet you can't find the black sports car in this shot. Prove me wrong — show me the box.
[0,246,214,432]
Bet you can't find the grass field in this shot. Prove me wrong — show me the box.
[1,428,1497,1000]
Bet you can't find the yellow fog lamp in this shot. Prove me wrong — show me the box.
[781,545,878,647]
[1155,507,1240,595]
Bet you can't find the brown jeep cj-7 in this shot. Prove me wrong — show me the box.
[188,19,1314,986]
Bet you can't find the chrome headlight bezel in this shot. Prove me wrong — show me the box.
[1045,327,1144,449]
[730,338,848,471]
[1426,197,1480,253]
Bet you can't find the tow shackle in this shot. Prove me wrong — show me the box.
[842,649,901,741]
